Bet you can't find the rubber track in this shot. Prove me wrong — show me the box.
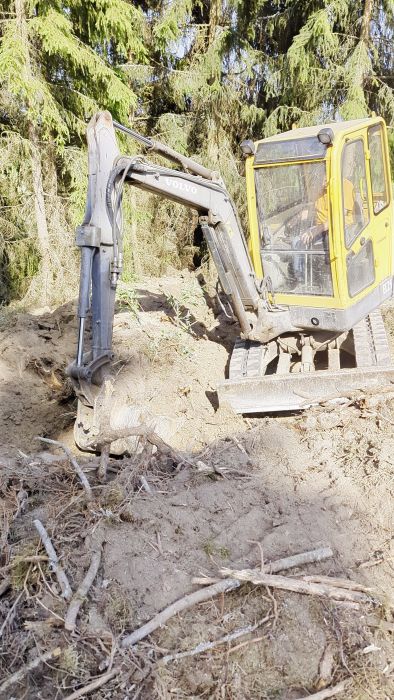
[352,309,391,368]
[229,339,268,379]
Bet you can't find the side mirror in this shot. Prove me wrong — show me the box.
[240,139,256,157]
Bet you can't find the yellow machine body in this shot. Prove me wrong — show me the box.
[245,118,393,323]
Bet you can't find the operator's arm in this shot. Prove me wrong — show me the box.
[300,192,328,245]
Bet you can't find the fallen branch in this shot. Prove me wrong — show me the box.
[36,437,92,502]
[121,578,240,648]
[192,547,334,586]
[161,613,271,664]
[123,548,335,647]
[33,519,72,600]
[98,444,110,483]
[61,668,120,700]
[219,568,376,604]
[290,680,348,700]
[63,667,119,700]
[0,576,11,597]
[0,590,24,639]
[96,423,188,467]
[0,646,61,694]
[65,545,102,631]
[301,575,376,594]
[1,555,49,573]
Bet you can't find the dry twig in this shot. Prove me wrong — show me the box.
[0,589,24,639]
[121,579,240,647]
[63,667,119,700]
[97,424,185,465]
[301,575,375,594]
[65,544,102,631]
[219,568,376,604]
[1,555,48,573]
[192,546,334,585]
[0,646,61,694]
[33,519,72,600]
[161,613,271,663]
[36,436,92,501]
[289,679,348,700]
[124,548,336,647]
[0,576,11,597]
[98,444,110,483]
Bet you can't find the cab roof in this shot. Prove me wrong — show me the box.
[255,117,381,146]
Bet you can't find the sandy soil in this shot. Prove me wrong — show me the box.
[0,271,393,699]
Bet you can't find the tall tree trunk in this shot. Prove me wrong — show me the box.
[208,0,221,45]
[360,0,373,44]
[15,0,51,300]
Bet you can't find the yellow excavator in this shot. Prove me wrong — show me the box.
[68,112,394,451]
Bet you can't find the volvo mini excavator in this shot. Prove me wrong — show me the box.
[68,111,394,451]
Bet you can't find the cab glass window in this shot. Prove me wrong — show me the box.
[341,139,370,247]
[368,125,389,214]
[255,161,333,296]
[255,137,326,164]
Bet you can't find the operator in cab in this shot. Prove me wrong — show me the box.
[291,175,355,289]
[301,176,355,245]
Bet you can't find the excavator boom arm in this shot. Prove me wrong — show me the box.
[68,111,263,389]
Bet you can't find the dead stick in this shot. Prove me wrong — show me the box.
[97,425,185,464]
[123,548,335,647]
[65,546,102,631]
[264,547,334,572]
[121,579,240,648]
[98,444,110,483]
[219,568,375,604]
[33,519,72,600]
[0,577,11,597]
[63,667,119,700]
[0,590,24,639]
[291,680,348,700]
[193,547,334,586]
[0,647,61,694]
[1,555,49,575]
[301,575,376,594]
[36,437,92,501]
[161,613,271,664]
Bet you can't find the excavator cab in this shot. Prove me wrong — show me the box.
[246,118,393,329]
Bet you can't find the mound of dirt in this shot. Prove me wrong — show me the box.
[1,272,394,699]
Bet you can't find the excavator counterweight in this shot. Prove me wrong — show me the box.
[69,112,394,452]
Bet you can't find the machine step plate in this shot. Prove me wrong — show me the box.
[218,311,394,413]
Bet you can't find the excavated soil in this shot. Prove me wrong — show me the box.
[1,270,394,699]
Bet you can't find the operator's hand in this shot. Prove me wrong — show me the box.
[301,231,314,245]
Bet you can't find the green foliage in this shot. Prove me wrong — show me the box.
[1,0,394,304]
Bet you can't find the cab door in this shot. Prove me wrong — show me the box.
[366,123,392,283]
[341,124,392,302]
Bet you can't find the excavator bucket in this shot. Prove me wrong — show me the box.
[218,310,394,412]
[74,379,176,455]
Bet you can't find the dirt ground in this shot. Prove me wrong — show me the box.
[1,270,394,699]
